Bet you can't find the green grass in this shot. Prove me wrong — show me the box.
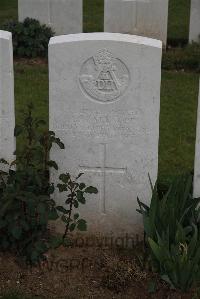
[168,0,191,44]
[83,0,104,32]
[0,0,17,27]
[159,71,199,184]
[13,63,200,184]
[14,63,48,125]
[0,0,192,43]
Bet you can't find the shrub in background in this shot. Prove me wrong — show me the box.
[2,18,54,58]
[137,174,200,292]
[162,43,200,73]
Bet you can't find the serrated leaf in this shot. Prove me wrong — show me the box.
[47,160,58,170]
[59,173,70,183]
[48,208,59,220]
[73,200,79,208]
[14,125,23,137]
[11,226,22,240]
[57,183,68,192]
[74,213,79,220]
[56,206,68,214]
[0,158,9,165]
[79,183,86,190]
[69,223,76,232]
[77,219,87,231]
[77,190,86,204]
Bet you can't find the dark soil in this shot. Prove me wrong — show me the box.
[0,243,198,299]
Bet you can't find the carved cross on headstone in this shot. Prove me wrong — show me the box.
[80,143,127,214]
[123,0,150,30]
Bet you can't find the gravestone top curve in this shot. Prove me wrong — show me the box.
[49,32,162,48]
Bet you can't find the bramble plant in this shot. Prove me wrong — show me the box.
[0,103,98,264]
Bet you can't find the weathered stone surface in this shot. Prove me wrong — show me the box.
[0,31,15,163]
[49,33,162,236]
[194,79,200,198]
[18,0,82,35]
[104,0,169,46]
[189,0,200,43]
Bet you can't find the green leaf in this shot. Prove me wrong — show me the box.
[55,138,65,149]
[77,219,87,231]
[79,183,86,190]
[148,280,157,294]
[14,125,23,137]
[57,183,68,192]
[73,200,79,208]
[56,206,68,214]
[85,186,98,194]
[61,215,69,224]
[69,223,76,232]
[11,226,22,240]
[47,160,58,170]
[59,173,70,183]
[48,208,59,220]
[0,158,9,165]
[74,213,79,220]
[77,190,86,204]
[49,236,63,249]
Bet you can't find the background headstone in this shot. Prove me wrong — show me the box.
[18,0,82,35]
[193,79,200,198]
[104,0,169,46]
[49,33,162,236]
[0,30,15,163]
[189,0,200,43]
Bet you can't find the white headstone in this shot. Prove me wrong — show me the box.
[189,0,200,43]
[194,79,200,198]
[104,0,169,46]
[49,33,162,236]
[18,0,82,35]
[0,31,15,163]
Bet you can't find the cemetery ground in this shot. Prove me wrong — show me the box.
[2,51,198,299]
[0,1,200,299]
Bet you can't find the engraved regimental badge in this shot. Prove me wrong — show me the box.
[79,49,130,103]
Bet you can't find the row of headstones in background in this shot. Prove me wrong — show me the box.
[0,31,15,164]
[18,0,200,45]
[18,0,168,45]
[18,0,82,35]
[189,0,200,43]
[104,0,169,45]
[1,28,200,236]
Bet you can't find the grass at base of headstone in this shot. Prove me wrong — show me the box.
[159,70,199,187]
[14,62,48,151]
[83,0,104,32]
[0,0,17,27]
[168,0,191,46]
